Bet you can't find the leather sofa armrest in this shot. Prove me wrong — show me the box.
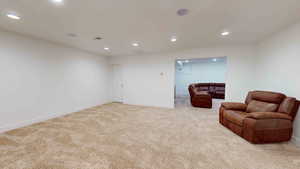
[246,112,292,120]
[221,102,247,111]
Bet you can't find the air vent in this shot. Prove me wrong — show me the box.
[67,33,77,37]
[177,9,189,16]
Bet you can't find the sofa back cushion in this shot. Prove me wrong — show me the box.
[214,83,224,91]
[200,86,209,91]
[209,85,215,93]
[195,83,210,87]
[246,100,279,113]
[195,83,210,91]
[215,86,225,91]
[245,91,286,105]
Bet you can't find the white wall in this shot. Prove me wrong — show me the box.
[110,45,257,108]
[256,22,300,144]
[110,53,175,108]
[175,57,227,97]
[0,30,110,132]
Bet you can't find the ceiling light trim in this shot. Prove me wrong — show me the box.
[6,12,21,20]
[171,36,177,42]
[132,42,139,47]
[221,31,230,36]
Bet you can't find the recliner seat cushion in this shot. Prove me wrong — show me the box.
[246,100,278,113]
[246,112,292,120]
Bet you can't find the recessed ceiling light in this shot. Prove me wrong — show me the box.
[132,43,139,47]
[212,58,217,62]
[171,37,177,42]
[221,31,230,36]
[104,47,110,51]
[51,0,64,4]
[6,12,21,20]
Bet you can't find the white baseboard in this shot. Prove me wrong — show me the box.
[291,136,300,147]
[0,102,111,134]
[0,111,72,134]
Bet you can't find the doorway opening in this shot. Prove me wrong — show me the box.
[174,57,227,109]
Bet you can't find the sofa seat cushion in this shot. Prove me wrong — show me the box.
[224,110,248,126]
[246,100,278,113]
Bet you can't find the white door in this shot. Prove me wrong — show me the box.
[112,64,124,103]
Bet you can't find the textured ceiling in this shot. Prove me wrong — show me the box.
[1,0,300,56]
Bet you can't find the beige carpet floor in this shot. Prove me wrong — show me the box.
[1,103,300,169]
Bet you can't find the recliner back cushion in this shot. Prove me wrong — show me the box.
[246,100,279,113]
[245,91,286,105]
[278,97,296,116]
[245,91,254,105]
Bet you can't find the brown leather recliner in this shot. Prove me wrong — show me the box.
[189,84,212,108]
[219,91,299,144]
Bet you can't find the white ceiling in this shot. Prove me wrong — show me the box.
[0,0,300,56]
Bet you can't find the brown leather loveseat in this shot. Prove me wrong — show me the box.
[220,91,299,143]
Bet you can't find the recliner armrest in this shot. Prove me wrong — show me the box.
[221,102,247,111]
[246,112,292,120]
